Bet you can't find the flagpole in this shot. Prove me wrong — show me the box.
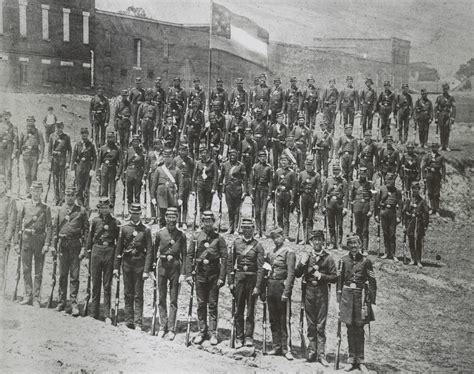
[207,0,213,112]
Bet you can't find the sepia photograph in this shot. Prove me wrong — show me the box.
[0,0,473,372]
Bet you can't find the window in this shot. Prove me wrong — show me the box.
[82,11,89,45]
[20,63,28,85]
[147,70,154,79]
[19,0,28,37]
[82,67,91,88]
[63,8,70,42]
[61,66,72,87]
[120,69,127,77]
[134,38,141,68]
[42,66,52,87]
[105,31,111,57]
[0,0,3,34]
[41,4,49,40]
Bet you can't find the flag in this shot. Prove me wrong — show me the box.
[211,2,269,67]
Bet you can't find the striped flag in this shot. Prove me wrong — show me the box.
[211,2,269,67]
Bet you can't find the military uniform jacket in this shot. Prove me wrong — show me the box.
[250,119,268,141]
[336,135,358,164]
[15,200,52,246]
[0,122,17,157]
[48,132,72,165]
[186,229,227,281]
[146,227,186,274]
[377,90,396,112]
[422,152,445,179]
[400,152,420,182]
[295,250,337,289]
[285,86,303,112]
[229,88,248,114]
[219,160,247,196]
[351,180,375,213]
[273,167,297,198]
[151,162,181,206]
[72,139,97,172]
[297,170,321,201]
[188,87,206,110]
[97,143,122,175]
[114,221,152,269]
[90,94,110,122]
[185,109,204,134]
[193,158,218,191]
[359,87,377,109]
[240,138,257,166]
[283,146,303,170]
[52,203,89,246]
[146,150,163,178]
[0,193,17,243]
[376,185,402,218]
[264,246,296,299]
[339,87,359,110]
[129,87,145,107]
[403,194,429,235]
[303,85,320,112]
[290,125,311,149]
[152,87,167,107]
[137,101,157,123]
[379,146,400,174]
[358,141,378,166]
[173,154,194,182]
[86,213,120,251]
[395,93,413,115]
[253,84,270,112]
[435,93,456,115]
[312,132,333,155]
[226,116,248,145]
[251,162,273,190]
[227,237,264,288]
[269,86,285,112]
[268,123,288,147]
[337,252,376,325]
[321,176,349,210]
[114,98,132,121]
[124,146,145,178]
[159,124,179,149]
[19,127,45,159]
[321,87,339,106]
[168,86,187,109]
[210,88,228,113]
[415,97,433,121]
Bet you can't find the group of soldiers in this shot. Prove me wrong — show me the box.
[0,73,454,371]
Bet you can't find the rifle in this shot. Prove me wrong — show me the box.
[83,249,92,317]
[229,244,237,348]
[403,212,408,265]
[121,179,126,219]
[286,299,293,355]
[143,178,148,221]
[16,158,20,197]
[192,168,198,230]
[112,231,123,326]
[377,115,381,142]
[151,258,159,335]
[218,195,223,232]
[324,208,329,248]
[185,234,198,347]
[296,197,301,244]
[350,201,354,232]
[299,278,307,358]
[435,112,439,135]
[262,273,268,354]
[272,201,276,226]
[334,260,343,370]
[45,164,53,203]
[12,232,23,302]
[377,214,381,257]
[46,238,60,309]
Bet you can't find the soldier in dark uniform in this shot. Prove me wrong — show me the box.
[193,146,218,218]
[114,203,152,330]
[339,76,359,127]
[421,142,446,215]
[303,75,320,129]
[159,114,180,153]
[89,84,110,147]
[312,124,333,178]
[269,77,285,124]
[167,77,188,129]
[188,77,206,111]
[210,100,227,134]
[186,211,227,345]
[378,135,400,184]
[403,182,430,268]
[145,139,163,223]
[337,234,376,371]
[145,207,186,339]
[152,77,167,129]
[375,172,402,260]
[52,187,89,315]
[48,122,72,206]
[321,78,339,134]
[226,105,248,153]
[229,78,248,116]
[209,77,228,114]
[249,76,260,116]
[285,77,303,127]
[72,128,97,208]
[320,163,349,249]
[435,83,456,151]
[173,144,194,229]
[414,88,433,148]
[359,78,377,134]
[249,108,268,151]
[376,81,396,140]
[14,182,52,306]
[114,89,132,150]
[272,154,297,240]
[227,217,264,348]
[350,167,375,254]
[290,113,311,162]
[253,73,271,120]
[218,149,247,234]
[400,142,421,194]
[395,83,414,144]
[18,116,45,193]
[128,77,145,134]
[264,227,296,360]
[150,148,181,226]
[282,136,304,171]
[0,175,17,294]
[240,128,257,179]
[268,113,288,171]
[137,89,157,150]
[296,157,322,242]
[336,124,358,181]
[295,230,337,365]
[184,99,205,159]
[85,197,120,322]
[97,131,123,209]
[0,112,18,190]
[200,112,223,151]
[357,130,378,182]
[123,135,145,212]
[251,150,273,237]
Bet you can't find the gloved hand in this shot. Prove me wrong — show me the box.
[14,244,20,254]
[229,284,235,294]
[396,217,401,224]
[113,269,119,278]
[218,191,223,200]
[252,287,260,296]
[89,169,95,177]
[314,270,322,280]
[41,246,49,255]
[343,208,348,216]
[300,253,309,265]
[186,276,194,286]
[152,198,157,205]
[178,199,183,207]
[375,216,380,223]
[281,295,288,302]
[211,189,216,194]
[216,279,224,288]
[322,207,326,214]
[367,211,373,217]
[179,274,185,283]
[38,159,42,165]
[78,248,86,260]
[142,272,149,280]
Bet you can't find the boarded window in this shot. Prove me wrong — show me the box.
[19,0,27,37]
[0,1,4,34]
[63,8,70,42]
[147,70,154,79]
[20,63,28,85]
[41,4,49,40]
[105,31,111,57]
[120,69,127,77]
[134,38,142,68]
[82,11,89,44]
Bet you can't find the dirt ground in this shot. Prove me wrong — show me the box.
[1,93,473,373]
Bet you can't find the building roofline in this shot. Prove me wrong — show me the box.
[95,9,209,29]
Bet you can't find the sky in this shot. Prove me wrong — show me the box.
[96,0,474,78]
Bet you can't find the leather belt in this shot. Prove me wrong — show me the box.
[343,283,362,290]
[95,240,115,246]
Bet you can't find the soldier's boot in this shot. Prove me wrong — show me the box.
[235,340,243,349]
[209,334,218,345]
[344,363,360,371]
[32,299,41,308]
[19,297,32,306]
[194,334,205,345]
[71,304,80,317]
[244,337,254,347]
[168,332,176,341]
[318,357,330,367]
[284,351,294,360]
[55,302,66,312]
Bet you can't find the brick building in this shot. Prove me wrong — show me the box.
[0,0,94,92]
